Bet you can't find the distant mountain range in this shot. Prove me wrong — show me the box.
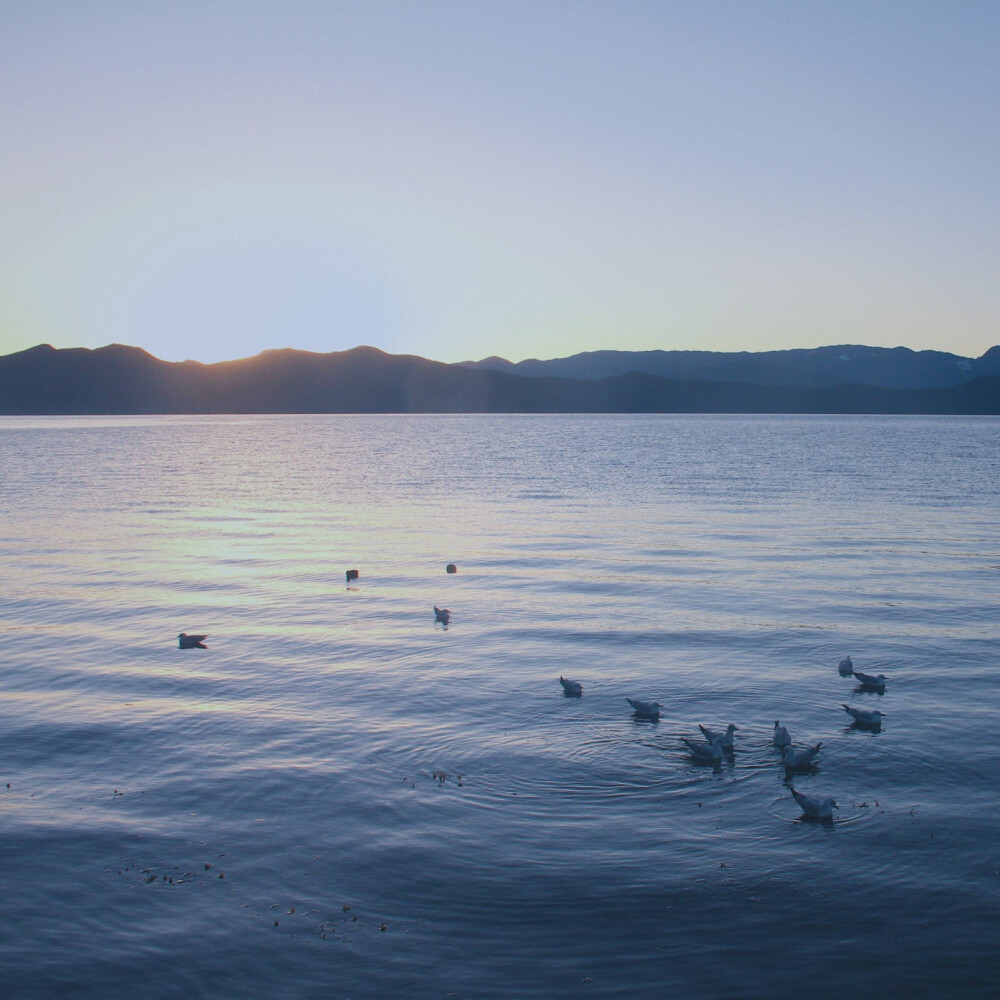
[1,342,998,414]
[460,344,1000,389]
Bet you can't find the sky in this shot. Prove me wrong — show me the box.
[1,1,998,364]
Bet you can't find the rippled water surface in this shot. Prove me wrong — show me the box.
[2,414,999,999]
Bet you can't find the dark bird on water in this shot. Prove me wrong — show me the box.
[178,633,208,649]
[446,563,457,574]
[434,605,450,625]
[346,569,359,583]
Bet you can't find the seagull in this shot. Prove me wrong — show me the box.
[682,736,724,762]
[433,605,450,624]
[773,721,792,748]
[626,698,662,719]
[559,676,583,697]
[838,655,854,676]
[178,633,208,649]
[782,742,822,769]
[853,670,887,692]
[790,786,838,819]
[843,704,886,726]
[698,723,739,749]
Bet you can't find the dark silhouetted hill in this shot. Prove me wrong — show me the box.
[0,343,997,414]
[460,344,1000,389]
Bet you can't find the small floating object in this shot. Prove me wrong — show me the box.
[345,569,359,583]
[559,676,583,697]
[790,786,837,819]
[838,655,854,676]
[698,723,738,749]
[434,605,450,624]
[626,697,661,719]
[682,736,724,762]
[782,742,823,769]
[843,704,886,726]
[178,633,208,649]
[446,563,457,574]
[853,670,887,692]
[773,720,791,748]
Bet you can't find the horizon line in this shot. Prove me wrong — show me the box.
[8,340,999,368]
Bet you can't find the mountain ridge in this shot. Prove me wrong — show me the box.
[459,344,1000,389]
[0,342,997,414]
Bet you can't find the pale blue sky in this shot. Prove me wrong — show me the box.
[1,1,997,363]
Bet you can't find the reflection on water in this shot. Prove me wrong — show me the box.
[1,414,999,999]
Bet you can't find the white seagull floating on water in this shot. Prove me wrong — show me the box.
[698,723,738,749]
[773,721,792,748]
[838,655,854,676]
[682,736,724,762]
[852,670,887,691]
[790,786,838,819]
[178,633,208,649]
[559,676,583,697]
[626,698,662,720]
[843,704,886,726]
[782,742,823,769]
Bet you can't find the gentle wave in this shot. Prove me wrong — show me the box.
[2,414,999,999]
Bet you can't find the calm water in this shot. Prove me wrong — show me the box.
[2,414,998,999]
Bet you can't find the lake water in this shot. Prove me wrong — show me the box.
[1,413,998,999]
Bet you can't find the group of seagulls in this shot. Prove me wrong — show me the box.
[560,652,889,822]
[178,566,458,651]
[179,570,886,824]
